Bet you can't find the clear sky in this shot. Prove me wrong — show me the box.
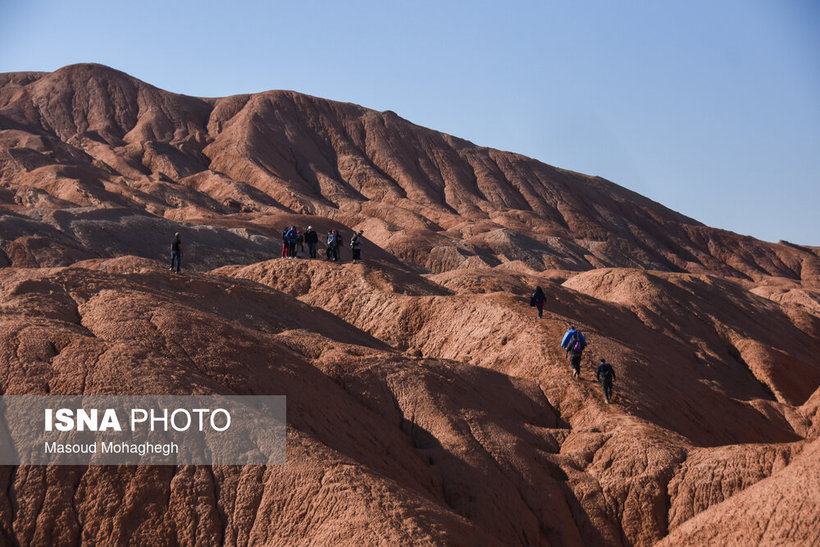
[2,0,818,245]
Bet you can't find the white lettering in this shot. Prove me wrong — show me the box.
[43,442,97,454]
[76,409,97,431]
[99,409,122,431]
[130,409,148,430]
[44,409,122,432]
[170,409,191,432]
[101,441,179,457]
[211,409,231,431]
[150,409,168,432]
[192,408,209,430]
[55,408,74,431]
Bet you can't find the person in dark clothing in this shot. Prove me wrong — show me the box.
[170,232,182,273]
[350,230,363,263]
[568,332,584,378]
[326,230,339,261]
[596,358,616,404]
[530,286,546,318]
[285,226,298,258]
[281,228,289,258]
[296,230,304,258]
[305,226,318,258]
[336,231,344,261]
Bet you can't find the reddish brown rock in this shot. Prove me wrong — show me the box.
[660,436,820,545]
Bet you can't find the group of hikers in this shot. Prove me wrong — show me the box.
[534,287,617,404]
[167,235,615,405]
[280,225,364,263]
[167,226,365,274]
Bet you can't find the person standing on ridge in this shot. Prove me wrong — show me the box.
[170,232,182,273]
[596,358,616,404]
[326,229,339,261]
[530,286,546,318]
[305,226,318,258]
[296,230,305,258]
[285,226,298,259]
[350,230,363,263]
[281,227,289,258]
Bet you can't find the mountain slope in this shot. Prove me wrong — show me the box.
[1,63,818,279]
[0,64,818,545]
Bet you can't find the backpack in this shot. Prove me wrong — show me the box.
[570,333,584,354]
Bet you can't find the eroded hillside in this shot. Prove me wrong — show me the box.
[0,64,818,545]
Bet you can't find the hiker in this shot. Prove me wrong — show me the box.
[305,226,318,258]
[296,230,305,258]
[561,326,587,377]
[530,286,546,318]
[326,229,339,261]
[285,226,298,258]
[567,332,584,378]
[350,230,363,263]
[336,231,344,261]
[596,358,616,404]
[561,326,587,354]
[170,232,182,273]
[281,227,289,258]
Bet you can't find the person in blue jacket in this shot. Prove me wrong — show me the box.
[561,326,588,378]
[561,327,587,353]
[530,286,546,318]
[285,226,298,259]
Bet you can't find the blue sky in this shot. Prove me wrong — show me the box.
[2,0,818,244]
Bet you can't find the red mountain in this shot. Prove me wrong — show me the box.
[0,64,818,545]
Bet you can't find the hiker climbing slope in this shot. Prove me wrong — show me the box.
[596,358,616,404]
[561,326,587,378]
[561,327,586,352]
[530,286,546,318]
[567,332,586,378]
